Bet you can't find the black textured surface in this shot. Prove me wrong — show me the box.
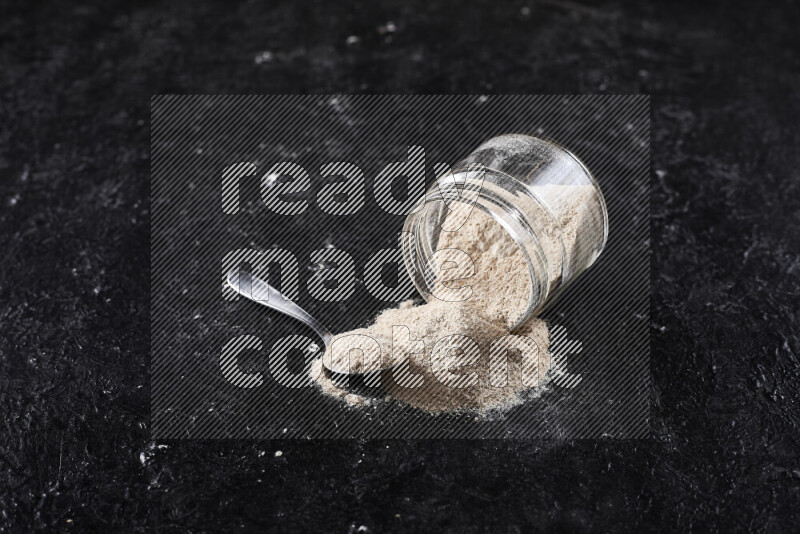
[1,0,799,531]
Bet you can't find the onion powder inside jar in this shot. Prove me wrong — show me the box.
[402,134,609,330]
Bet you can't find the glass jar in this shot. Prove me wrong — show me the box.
[402,134,609,329]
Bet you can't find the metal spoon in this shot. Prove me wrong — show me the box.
[225,267,391,383]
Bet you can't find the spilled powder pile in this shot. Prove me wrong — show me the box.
[311,206,551,413]
[309,300,550,413]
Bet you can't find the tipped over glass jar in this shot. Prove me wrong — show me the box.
[402,134,609,330]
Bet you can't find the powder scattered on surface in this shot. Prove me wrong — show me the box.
[310,172,602,414]
[384,301,550,413]
[324,327,385,374]
[310,301,550,413]
[311,207,552,414]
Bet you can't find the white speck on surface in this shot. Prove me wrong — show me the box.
[263,173,279,187]
[258,450,266,457]
[8,194,20,206]
[656,169,667,178]
[377,21,396,34]
[308,261,326,272]
[346,35,360,46]
[274,450,283,457]
[254,50,274,64]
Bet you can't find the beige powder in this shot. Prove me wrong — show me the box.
[311,185,599,413]
[310,301,550,412]
[312,207,551,413]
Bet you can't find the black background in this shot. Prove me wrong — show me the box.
[1,0,799,531]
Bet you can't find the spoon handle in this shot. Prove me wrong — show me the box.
[226,268,334,349]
